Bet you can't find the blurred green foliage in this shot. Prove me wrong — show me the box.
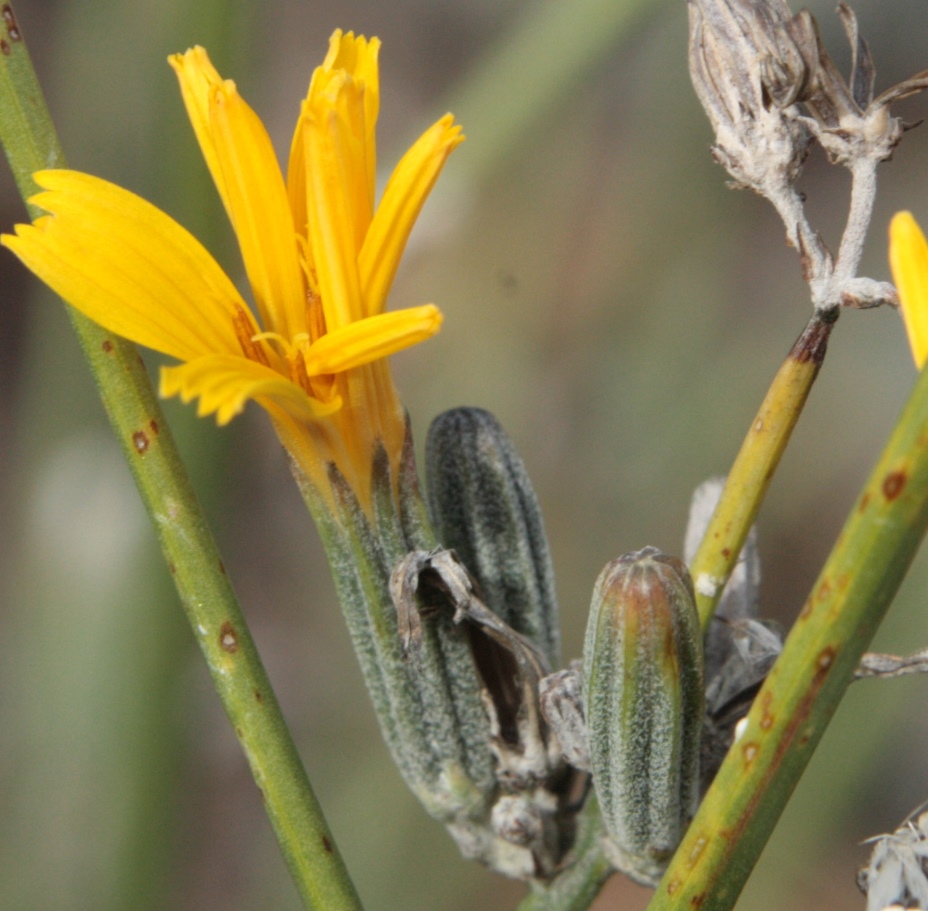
[1,1,927,910]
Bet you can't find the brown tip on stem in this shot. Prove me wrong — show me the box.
[789,311,838,365]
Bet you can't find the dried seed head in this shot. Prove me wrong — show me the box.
[687,0,812,194]
[791,4,928,166]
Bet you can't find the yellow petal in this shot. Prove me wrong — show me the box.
[207,78,306,340]
[359,115,463,317]
[287,29,380,276]
[304,84,366,331]
[1,170,247,361]
[890,211,928,369]
[169,48,232,219]
[286,100,312,257]
[303,304,442,374]
[319,30,380,205]
[161,354,341,425]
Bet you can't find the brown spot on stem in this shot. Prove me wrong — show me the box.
[149,419,159,436]
[2,5,20,41]
[760,692,775,729]
[168,562,176,574]
[742,742,759,764]
[709,637,835,865]
[219,621,238,654]
[322,835,333,853]
[254,690,263,704]
[721,548,731,559]
[132,430,149,454]
[102,339,113,353]
[882,470,906,501]
[218,560,227,575]
[817,579,831,603]
[688,834,709,862]
[1,38,10,55]
[790,311,836,365]
[859,492,870,512]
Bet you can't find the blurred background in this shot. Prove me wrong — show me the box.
[2,0,928,909]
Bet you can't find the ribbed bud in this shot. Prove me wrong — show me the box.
[583,547,704,886]
[425,407,560,667]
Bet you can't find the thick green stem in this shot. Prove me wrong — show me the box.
[690,312,836,627]
[0,9,361,910]
[647,341,928,911]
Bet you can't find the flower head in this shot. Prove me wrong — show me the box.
[2,31,462,503]
[890,212,928,369]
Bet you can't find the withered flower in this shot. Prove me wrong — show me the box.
[791,3,928,166]
[687,0,813,195]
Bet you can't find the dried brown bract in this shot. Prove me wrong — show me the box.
[791,4,928,166]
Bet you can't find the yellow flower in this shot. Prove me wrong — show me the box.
[2,31,461,505]
[890,211,928,369]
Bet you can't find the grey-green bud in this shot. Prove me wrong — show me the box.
[583,547,704,886]
[425,407,560,667]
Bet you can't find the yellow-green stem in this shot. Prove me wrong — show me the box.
[0,8,361,910]
[690,311,836,628]
[647,326,928,911]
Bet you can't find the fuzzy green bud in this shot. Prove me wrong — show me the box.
[583,547,704,886]
[425,407,560,667]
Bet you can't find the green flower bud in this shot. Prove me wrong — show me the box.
[425,407,560,667]
[583,547,704,886]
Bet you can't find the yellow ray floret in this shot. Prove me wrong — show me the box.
[4,170,248,363]
[890,212,928,369]
[2,30,460,458]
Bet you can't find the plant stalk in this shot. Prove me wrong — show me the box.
[689,311,836,628]
[647,337,928,911]
[0,8,361,909]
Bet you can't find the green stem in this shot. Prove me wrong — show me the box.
[0,8,361,910]
[646,335,928,911]
[690,312,836,628]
